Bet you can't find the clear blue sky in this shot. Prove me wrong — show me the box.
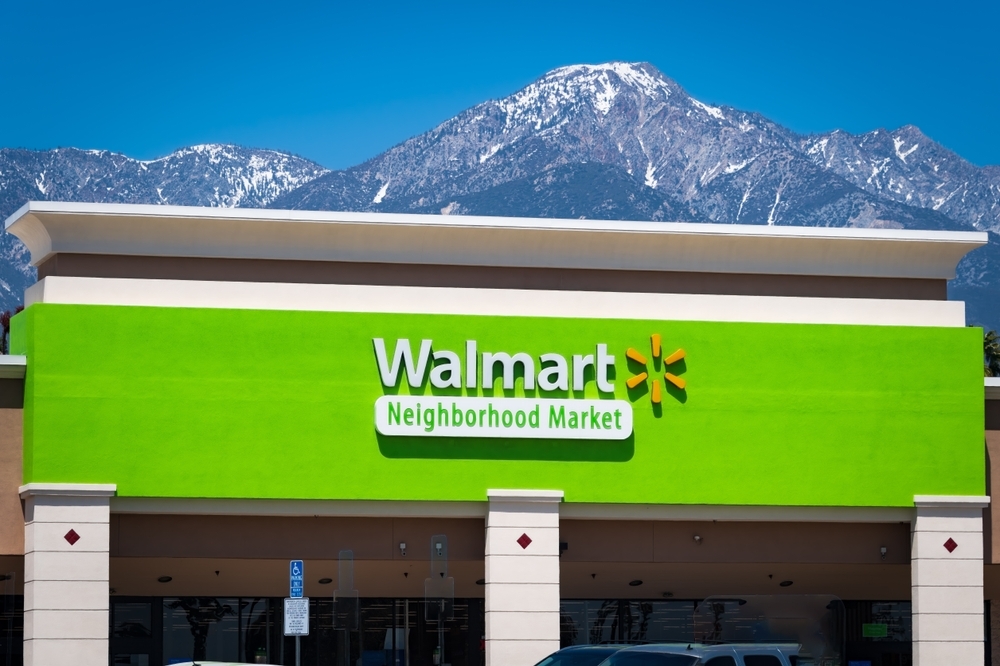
[1,0,997,169]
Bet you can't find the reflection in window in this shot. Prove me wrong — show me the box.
[622,602,694,644]
[113,603,152,639]
[163,597,239,664]
[239,598,272,663]
[560,601,697,646]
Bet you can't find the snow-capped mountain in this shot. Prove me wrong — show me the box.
[801,125,1000,233]
[270,62,998,329]
[1,62,998,331]
[274,62,957,232]
[0,144,328,309]
[0,144,327,213]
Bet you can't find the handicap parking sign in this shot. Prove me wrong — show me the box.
[290,559,304,599]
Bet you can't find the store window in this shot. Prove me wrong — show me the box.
[560,601,697,646]
[112,601,154,665]
[0,582,22,666]
[163,598,240,663]
[110,597,484,665]
[844,601,912,666]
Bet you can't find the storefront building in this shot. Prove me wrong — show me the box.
[0,201,997,666]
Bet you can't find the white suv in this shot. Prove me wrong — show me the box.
[597,643,801,666]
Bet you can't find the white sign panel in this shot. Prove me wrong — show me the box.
[375,396,632,440]
[284,597,309,636]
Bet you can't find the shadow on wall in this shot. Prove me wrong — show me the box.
[376,433,635,462]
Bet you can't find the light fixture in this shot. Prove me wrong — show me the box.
[318,578,333,585]
[435,542,443,556]
[157,576,173,583]
[693,535,702,544]
[399,542,407,557]
[629,580,643,587]
[779,580,793,587]
[662,592,673,598]
[880,547,887,560]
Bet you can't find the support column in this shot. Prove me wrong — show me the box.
[912,494,990,666]
[20,483,116,666]
[486,489,563,666]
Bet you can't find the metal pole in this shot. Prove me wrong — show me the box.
[296,635,301,666]
[404,599,410,666]
[438,621,444,666]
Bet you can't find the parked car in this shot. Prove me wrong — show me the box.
[595,643,801,666]
[534,645,631,666]
[168,662,279,666]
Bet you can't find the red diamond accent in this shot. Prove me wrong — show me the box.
[944,538,958,553]
[516,533,532,549]
[64,529,80,546]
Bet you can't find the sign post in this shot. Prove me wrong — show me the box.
[285,560,308,666]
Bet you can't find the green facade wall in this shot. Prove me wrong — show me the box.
[12,303,985,506]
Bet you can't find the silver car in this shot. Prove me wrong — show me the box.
[596,643,800,666]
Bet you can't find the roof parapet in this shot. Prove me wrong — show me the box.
[5,201,988,280]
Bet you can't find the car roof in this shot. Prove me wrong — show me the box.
[618,645,697,654]
[558,645,630,652]
[617,643,796,656]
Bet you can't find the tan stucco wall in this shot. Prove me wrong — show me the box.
[0,378,23,555]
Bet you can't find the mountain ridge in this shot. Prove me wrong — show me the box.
[1,61,997,330]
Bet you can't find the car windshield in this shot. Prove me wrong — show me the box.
[535,648,624,666]
[599,651,700,666]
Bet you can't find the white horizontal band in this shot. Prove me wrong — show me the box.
[0,355,26,379]
[19,483,117,499]
[108,496,908,521]
[26,276,965,327]
[488,490,565,502]
[914,495,991,509]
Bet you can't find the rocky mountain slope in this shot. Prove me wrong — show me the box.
[271,62,999,329]
[1,62,997,331]
[0,144,327,308]
[275,64,961,230]
[800,126,1000,233]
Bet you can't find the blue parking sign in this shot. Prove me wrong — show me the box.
[290,559,304,599]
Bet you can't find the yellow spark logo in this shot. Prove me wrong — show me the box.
[625,334,686,404]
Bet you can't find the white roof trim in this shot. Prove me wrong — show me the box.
[5,201,987,280]
[487,489,564,502]
[19,483,117,498]
[914,495,990,508]
[0,355,26,379]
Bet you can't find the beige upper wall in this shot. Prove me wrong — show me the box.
[28,277,968,328]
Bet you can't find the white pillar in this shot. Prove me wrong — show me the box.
[20,483,116,666]
[486,489,563,666]
[912,494,989,666]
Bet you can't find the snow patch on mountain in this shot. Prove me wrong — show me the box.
[893,137,919,163]
[644,163,658,188]
[691,98,725,120]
